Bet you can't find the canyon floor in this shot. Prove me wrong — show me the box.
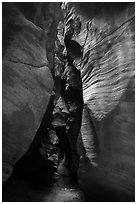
[3,161,85,202]
[3,177,84,202]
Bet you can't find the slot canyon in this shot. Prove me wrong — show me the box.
[2,2,135,202]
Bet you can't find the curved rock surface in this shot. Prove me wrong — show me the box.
[67,2,135,201]
[2,2,62,183]
[2,2,135,202]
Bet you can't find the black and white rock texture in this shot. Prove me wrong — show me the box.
[2,2,135,202]
[66,2,135,201]
[2,2,62,184]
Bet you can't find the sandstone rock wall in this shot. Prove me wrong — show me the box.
[2,2,62,184]
[67,2,135,201]
[2,3,135,201]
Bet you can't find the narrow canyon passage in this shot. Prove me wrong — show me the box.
[2,2,135,202]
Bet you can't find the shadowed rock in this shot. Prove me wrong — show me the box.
[66,2,135,201]
[2,2,62,184]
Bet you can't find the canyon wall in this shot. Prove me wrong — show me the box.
[67,2,135,201]
[2,2,62,184]
[2,3,135,201]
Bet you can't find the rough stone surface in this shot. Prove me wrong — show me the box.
[61,63,83,173]
[68,2,135,201]
[52,11,84,175]
[3,2,135,202]
[2,2,62,184]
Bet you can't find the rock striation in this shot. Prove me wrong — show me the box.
[2,3,135,202]
[66,2,135,201]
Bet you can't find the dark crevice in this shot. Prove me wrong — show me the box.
[2,2,135,202]
[10,94,56,186]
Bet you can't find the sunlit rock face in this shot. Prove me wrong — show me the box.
[2,2,62,184]
[68,2,135,201]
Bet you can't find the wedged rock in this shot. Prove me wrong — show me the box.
[61,62,83,173]
[52,96,69,127]
[2,2,61,184]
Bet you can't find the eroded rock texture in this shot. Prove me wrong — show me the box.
[2,2,135,202]
[52,9,84,176]
[67,2,135,201]
[2,2,62,184]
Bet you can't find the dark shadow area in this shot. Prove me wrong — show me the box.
[2,177,53,202]
[11,155,57,186]
[2,174,85,202]
[2,2,135,202]
[83,182,135,202]
[78,157,135,202]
